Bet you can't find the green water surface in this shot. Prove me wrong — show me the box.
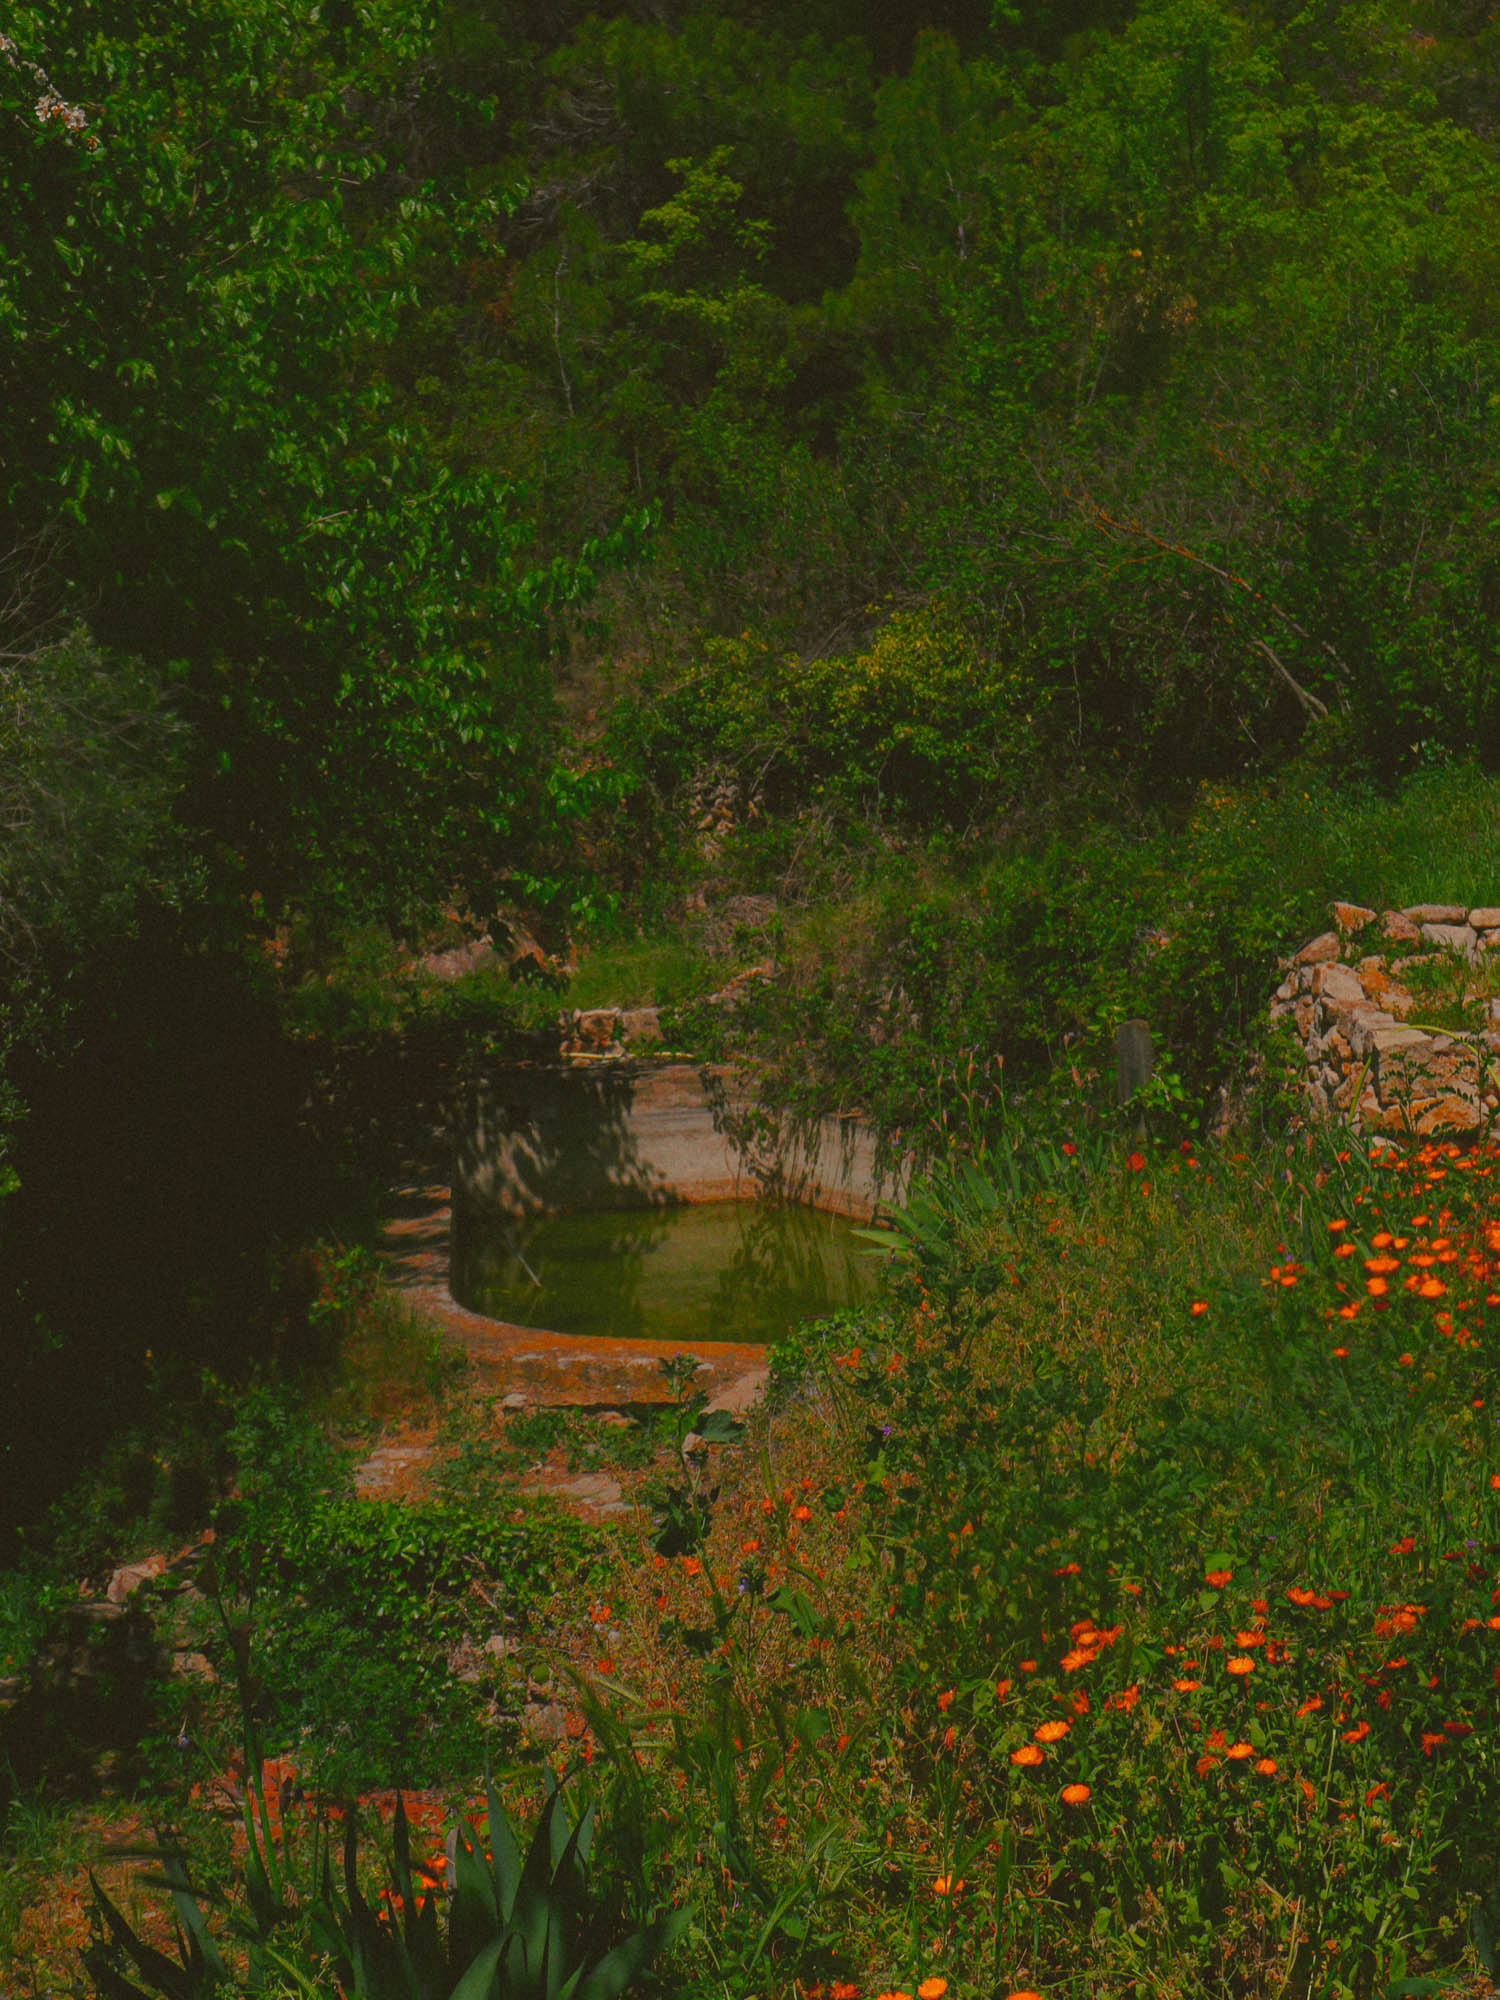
[453,1201,878,1346]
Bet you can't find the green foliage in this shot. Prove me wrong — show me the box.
[0,0,634,915]
[622,607,1034,829]
[0,622,197,1178]
[83,1775,687,1998]
[759,1123,1500,1991]
[701,762,1500,1144]
[214,1397,606,1791]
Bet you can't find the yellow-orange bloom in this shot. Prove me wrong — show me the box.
[1226,1741,1254,1760]
[1226,1656,1255,1676]
[1060,1782,1091,1805]
[1171,1678,1202,1693]
[932,1875,964,1897]
[1254,1757,1277,1775]
[1010,1744,1044,1767]
[1204,1569,1233,1588]
[1034,1719,1070,1742]
[918,1981,948,1999]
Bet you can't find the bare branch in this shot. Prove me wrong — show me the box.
[1075,495,1351,711]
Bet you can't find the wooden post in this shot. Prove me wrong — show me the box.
[1116,1019,1153,1134]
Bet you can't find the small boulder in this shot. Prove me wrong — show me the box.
[419,938,494,981]
[1421,922,1476,957]
[1311,962,1364,1005]
[106,1555,168,1606]
[1404,904,1468,925]
[1380,911,1423,945]
[1469,907,1500,930]
[619,1006,662,1046]
[1293,932,1340,965]
[1330,902,1376,934]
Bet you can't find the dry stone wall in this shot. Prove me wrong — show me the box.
[1271,903,1500,1136]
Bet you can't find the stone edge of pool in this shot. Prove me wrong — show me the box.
[379,1059,902,1409]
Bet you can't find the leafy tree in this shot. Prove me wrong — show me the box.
[0,0,616,915]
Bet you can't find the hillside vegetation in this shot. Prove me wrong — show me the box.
[3,1,1500,1994]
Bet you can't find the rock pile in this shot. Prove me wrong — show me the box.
[1271,903,1500,1135]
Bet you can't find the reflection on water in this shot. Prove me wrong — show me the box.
[452,1200,878,1345]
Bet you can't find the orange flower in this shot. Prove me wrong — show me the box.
[681,1556,703,1578]
[1034,1719,1071,1742]
[995,1679,1012,1699]
[1341,1721,1370,1745]
[1171,1678,1202,1693]
[1226,1656,1255,1677]
[1010,1744,1044,1767]
[1003,1992,1043,2000]
[1204,1569,1233,1588]
[918,1983,948,2000]
[1195,1753,1221,1777]
[1127,1151,1146,1171]
[1226,1741,1254,1760]
[1060,1782,1091,1805]
[1333,1242,1356,1258]
[1254,1757,1277,1775]
[1107,1684,1140,1712]
[1190,1301,1209,1316]
[1295,1695,1324,1718]
[932,1875,964,1896]
[832,1985,859,2000]
[937,1689,955,1713]
[1297,1776,1315,1805]
[1018,1659,1038,1674]
[1332,1345,1348,1358]
[1490,1473,1500,1492]
[1328,1218,1348,1234]
[1421,1731,1445,1755]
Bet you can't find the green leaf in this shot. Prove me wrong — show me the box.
[450,1937,504,2000]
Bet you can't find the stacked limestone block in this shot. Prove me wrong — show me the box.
[1270,903,1500,1136]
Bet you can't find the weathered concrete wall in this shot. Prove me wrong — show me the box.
[1272,902,1500,1136]
[454,1059,894,1226]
